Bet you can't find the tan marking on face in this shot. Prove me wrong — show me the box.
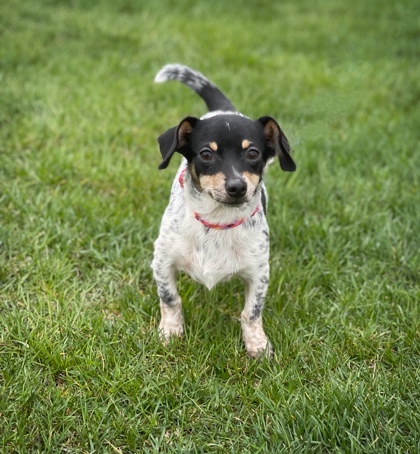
[242,171,260,192]
[209,141,218,152]
[200,172,226,193]
[242,139,251,149]
[201,171,259,203]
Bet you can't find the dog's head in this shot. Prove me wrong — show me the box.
[157,114,296,206]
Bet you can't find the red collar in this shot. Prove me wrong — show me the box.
[179,169,260,230]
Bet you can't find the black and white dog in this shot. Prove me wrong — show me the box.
[152,64,296,357]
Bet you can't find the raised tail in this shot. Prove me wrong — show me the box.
[154,64,235,112]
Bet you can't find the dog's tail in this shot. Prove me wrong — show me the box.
[154,64,235,112]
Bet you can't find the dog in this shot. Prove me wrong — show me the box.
[152,64,296,358]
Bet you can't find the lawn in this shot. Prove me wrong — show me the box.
[0,0,419,452]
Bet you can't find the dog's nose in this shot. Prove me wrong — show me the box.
[225,179,247,199]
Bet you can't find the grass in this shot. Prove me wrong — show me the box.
[0,0,419,452]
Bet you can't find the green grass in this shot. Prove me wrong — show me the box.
[0,0,419,452]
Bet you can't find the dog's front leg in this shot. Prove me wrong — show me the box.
[153,263,184,341]
[241,269,273,358]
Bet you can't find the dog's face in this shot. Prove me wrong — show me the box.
[158,114,295,206]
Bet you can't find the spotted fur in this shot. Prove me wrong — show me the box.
[152,64,296,358]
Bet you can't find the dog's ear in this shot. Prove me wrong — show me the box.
[157,117,199,169]
[258,116,296,172]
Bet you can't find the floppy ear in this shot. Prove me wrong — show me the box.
[258,116,296,171]
[157,116,199,169]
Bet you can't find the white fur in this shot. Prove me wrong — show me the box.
[155,64,212,91]
[201,111,248,120]
[155,161,267,290]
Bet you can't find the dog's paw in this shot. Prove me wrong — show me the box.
[158,319,184,343]
[245,338,274,359]
[159,298,184,343]
[241,318,273,359]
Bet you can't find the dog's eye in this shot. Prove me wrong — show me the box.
[199,149,213,162]
[245,148,261,162]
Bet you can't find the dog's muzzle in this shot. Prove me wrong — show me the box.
[225,178,247,199]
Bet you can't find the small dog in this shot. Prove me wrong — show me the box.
[152,64,296,357]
